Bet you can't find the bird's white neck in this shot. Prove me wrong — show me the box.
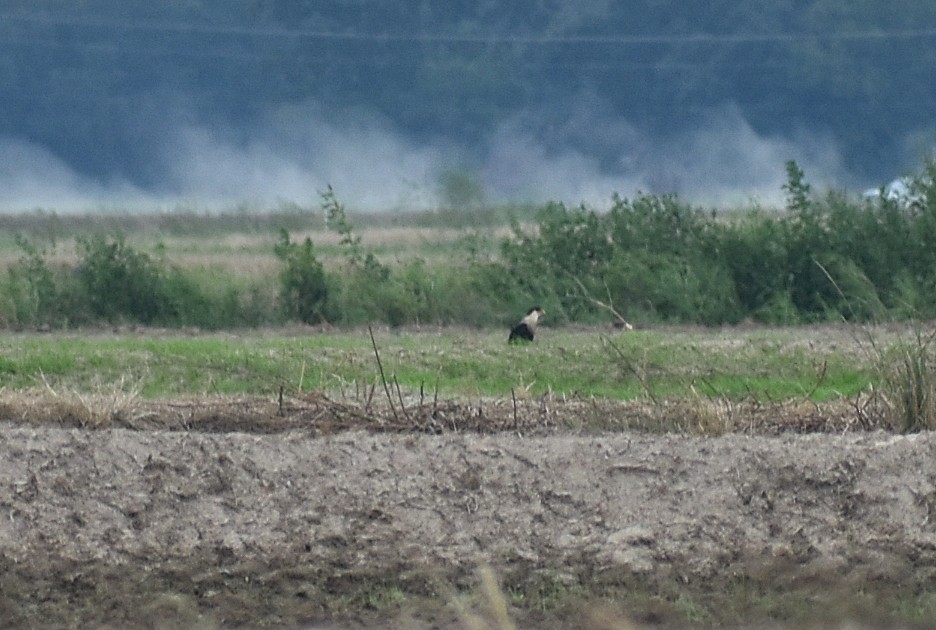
[522,311,541,328]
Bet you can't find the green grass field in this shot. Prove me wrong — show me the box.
[0,324,883,402]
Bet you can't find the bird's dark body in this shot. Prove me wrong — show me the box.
[508,322,535,343]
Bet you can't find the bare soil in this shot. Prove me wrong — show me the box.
[1,394,935,629]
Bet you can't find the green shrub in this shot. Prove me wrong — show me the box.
[752,290,801,325]
[157,269,275,329]
[717,211,788,316]
[75,234,171,324]
[273,229,328,325]
[812,253,886,322]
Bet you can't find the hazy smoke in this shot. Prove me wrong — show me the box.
[0,138,147,212]
[0,100,858,213]
[163,105,444,211]
[640,104,851,207]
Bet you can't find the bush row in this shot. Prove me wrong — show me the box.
[3,160,936,330]
[0,190,518,330]
[502,160,936,326]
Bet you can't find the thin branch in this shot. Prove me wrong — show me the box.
[364,380,376,413]
[511,388,519,430]
[368,325,399,423]
[565,271,634,330]
[805,359,828,399]
[393,375,412,423]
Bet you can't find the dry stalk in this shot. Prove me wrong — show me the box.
[511,388,519,429]
[805,358,828,399]
[566,271,635,330]
[392,375,412,423]
[368,325,399,423]
[445,565,518,630]
[477,565,517,630]
[364,380,376,413]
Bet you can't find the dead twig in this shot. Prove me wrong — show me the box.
[363,380,376,413]
[393,375,412,423]
[511,388,519,430]
[565,271,635,330]
[368,325,400,423]
[805,359,828,399]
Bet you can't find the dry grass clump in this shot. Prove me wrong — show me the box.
[668,394,889,435]
[877,328,936,431]
[0,375,147,428]
[836,322,936,432]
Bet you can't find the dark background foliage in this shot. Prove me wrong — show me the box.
[2,1,935,192]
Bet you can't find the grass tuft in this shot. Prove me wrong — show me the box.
[879,327,936,431]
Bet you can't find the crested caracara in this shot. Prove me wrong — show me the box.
[508,306,545,343]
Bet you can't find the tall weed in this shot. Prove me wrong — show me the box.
[882,328,936,432]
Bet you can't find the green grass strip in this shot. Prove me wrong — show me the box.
[0,327,883,402]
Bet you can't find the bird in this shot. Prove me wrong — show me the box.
[508,306,545,343]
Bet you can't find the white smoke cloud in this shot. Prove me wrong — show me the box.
[472,102,853,209]
[481,119,649,206]
[0,138,148,212]
[0,100,860,213]
[163,106,444,210]
[637,104,851,207]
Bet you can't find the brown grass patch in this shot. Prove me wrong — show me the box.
[0,386,888,436]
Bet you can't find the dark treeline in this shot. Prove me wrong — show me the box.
[2,1,936,186]
[4,160,936,330]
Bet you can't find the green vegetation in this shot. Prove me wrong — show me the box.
[503,158,936,327]
[3,159,936,332]
[273,229,328,325]
[0,326,881,402]
[1,162,936,431]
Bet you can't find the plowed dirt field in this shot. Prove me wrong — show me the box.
[1,395,935,629]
